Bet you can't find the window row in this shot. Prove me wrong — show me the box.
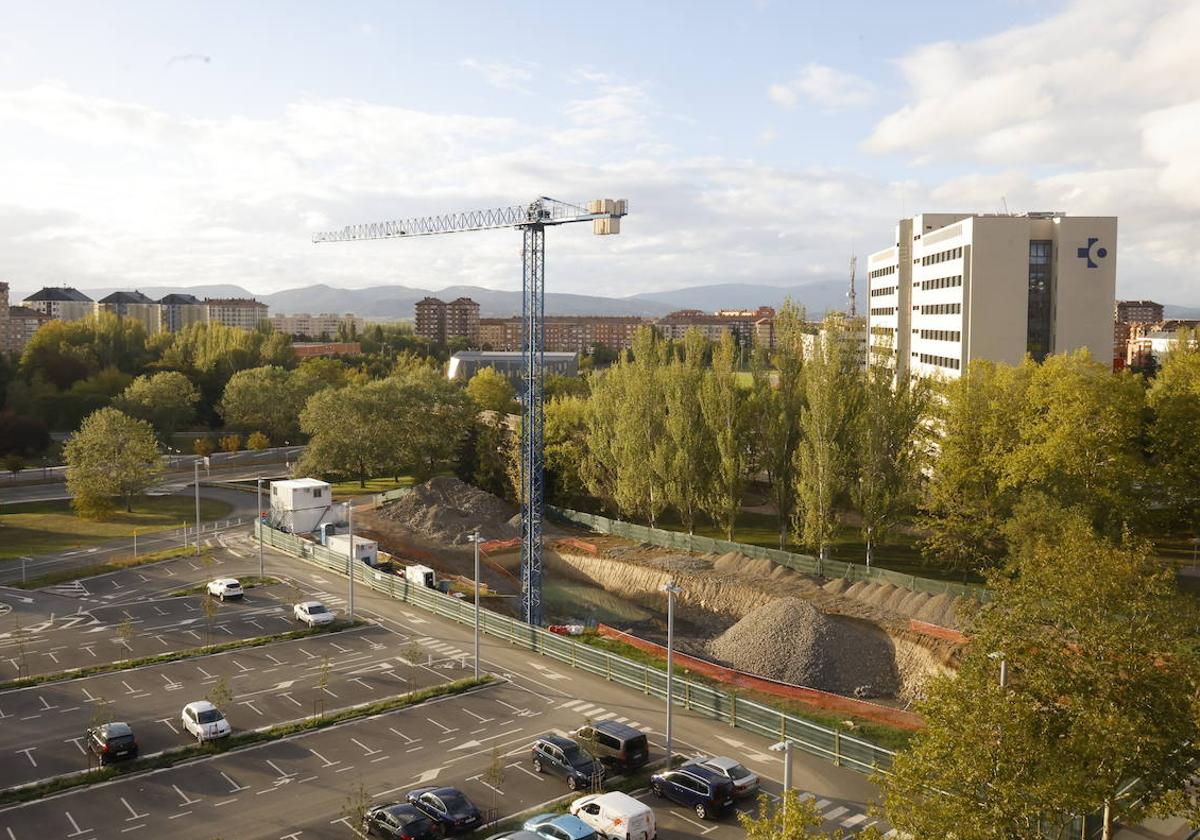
[918,329,961,342]
[919,303,962,315]
[919,246,963,266]
[869,306,896,316]
[870,285,897,297]
[917,274,963,291]
[912,352,961,370]
[869,265,896,279]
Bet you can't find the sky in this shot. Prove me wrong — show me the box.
[1,0,1198,303]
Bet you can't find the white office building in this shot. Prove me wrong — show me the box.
[867,212,1117,379]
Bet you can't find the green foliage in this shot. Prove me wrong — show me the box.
[114,371,199,440]
[466,366,517,413]
[472,421,511,500]
[0,410,50,455]
[65,408,163,518]
[699,331,749,539]
[193,437,215,457]
[1147,335,1200,533]
[4,453,26,476]
[246,431,270,450]
[661,334,713,533]
[217,433,242,452]
[543,396,590,506]
[883,506,1200,839]
[794,317,862,561]
[19,313,148,389]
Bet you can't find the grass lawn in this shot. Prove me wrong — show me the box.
[0,496,233,561]
[329,476,414,499]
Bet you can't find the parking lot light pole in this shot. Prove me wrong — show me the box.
[662,580,683,768]
[769,740,794,808]
[346,501,355,620]
[470,528,482,680]
[193,459,201,555]
[256,477,264,577]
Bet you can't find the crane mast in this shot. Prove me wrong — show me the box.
[847,254,858,318]
[314,197,628,626]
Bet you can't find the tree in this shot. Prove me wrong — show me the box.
[1147,333,1200,534]
[751,300,806,548]
[0,411,49,456]
[218,366,304,442]
[193,437,215,458]
[699,331,749,539]
[1002,350,1145,537]
[114,371,199,441]
[218,433,242,452]
[543,396,590,506]
[246,431,270,450]
[206,675,234,712]
[64,408,163,518]
[4,454,26,479]
[484,747,506,822]
[402,369,476,481]
[794,317,861,562]
[661,330,714,534]
[472,420,511,500]
[739,790,881,839]
[882,506,1200,840]
[467,367,517,414]
[852,347,931,564]
[610,328,669,526]
[920,359,1029,572]
[299,382,395,487]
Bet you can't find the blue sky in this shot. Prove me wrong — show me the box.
[1,1,1198,302]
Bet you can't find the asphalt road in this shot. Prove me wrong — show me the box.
[0,528,892,839]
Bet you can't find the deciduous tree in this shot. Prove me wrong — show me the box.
[1147,331,1200,534]
[114,371,199,441]
[466,367,517,414]
[64,408,163,518]
[662,330,713,534]
[700,331,748,540]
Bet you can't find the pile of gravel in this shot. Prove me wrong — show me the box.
[707,597,899,697]
[822,578,971,629]
[378,476,520,545]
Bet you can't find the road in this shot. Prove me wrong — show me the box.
[0,527,891,839]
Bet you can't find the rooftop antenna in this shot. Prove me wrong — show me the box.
[847,254,858,318]
[1001,196,1010,215]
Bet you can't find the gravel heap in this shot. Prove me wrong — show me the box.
[707,597,899,697]
[378,476,520,545]
[822,578,970,628]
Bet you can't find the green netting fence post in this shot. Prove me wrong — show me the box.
[833,730,841,766]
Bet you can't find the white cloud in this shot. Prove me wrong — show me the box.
[769,64,875,110]
[459,58,536,92]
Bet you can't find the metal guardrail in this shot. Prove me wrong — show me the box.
[257,522,897,776]
[545,506,989,601]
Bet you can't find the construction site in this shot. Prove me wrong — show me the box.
[357,475,968,713]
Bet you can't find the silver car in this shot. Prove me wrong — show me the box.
[700,755,759,798]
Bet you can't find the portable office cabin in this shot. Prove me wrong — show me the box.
[327,534,378,567]
[269,478,333,534]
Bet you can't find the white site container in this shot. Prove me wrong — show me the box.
[269,478,332,534]
[404,564,437,589]
[327,534,378,567]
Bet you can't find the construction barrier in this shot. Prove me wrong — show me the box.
[546,506,989,602]
[594,624,924,731]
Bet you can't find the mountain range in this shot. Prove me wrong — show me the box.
[12,280,853,319]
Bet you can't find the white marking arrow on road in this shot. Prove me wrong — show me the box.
[526,661,569,681]
[413,766,445,783]
[449,740,483,752]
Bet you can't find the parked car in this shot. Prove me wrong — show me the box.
[572,721,648,770]
[206,578,243,601]
[524,813,599,840]
[363,802,438,839]
[698,755,759,798]
[570,792,655,840]
[649,763,733,820]
[406,787,482,834]
[484,833,543,840]
[531,734,605,791]
[294,600,335,627]
[85,721,138,764]
[181,700,231,742]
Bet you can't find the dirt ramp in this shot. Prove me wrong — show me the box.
[707,597,900,698]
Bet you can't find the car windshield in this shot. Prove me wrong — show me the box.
[563,747,593,769]
[720,762,751,778]
[307,604,327,614]
[197,709,224,724]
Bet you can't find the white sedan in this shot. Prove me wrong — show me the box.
[294,600,335,627]
[181,700,231,742]
[206,578,243,601]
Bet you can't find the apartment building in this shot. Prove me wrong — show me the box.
[414,297,480,345]
[478,315,649,353]
[159,293,207,332]
[654,306,776,348]
[867,212,1117,379]
[6,305,51,352]
[270,312,365,338]
[206,297,268,330]
[22,287,94,321]
[1115,299,1163,325]
[95,290,163,334]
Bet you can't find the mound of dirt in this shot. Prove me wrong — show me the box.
[707,597,899,697]
[378,476,520,546]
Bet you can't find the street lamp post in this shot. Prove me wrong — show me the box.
[662,580,683,768]
[989,651,1007,688]
[193,459,201,555]
[769,740,793,797]
[257,477,264,577]
[469,528,482,680]
[346,501,355,620]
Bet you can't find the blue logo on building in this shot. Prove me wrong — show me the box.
[1077,237,1108,268]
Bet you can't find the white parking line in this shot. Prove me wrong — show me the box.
[64,811,92,837]
[120,798,148,821]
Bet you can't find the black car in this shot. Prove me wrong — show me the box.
[531,734,605,791]
[573,720,648,770]
[85,721,138,764]
[406,787,483,834]
[650,763,735,820]
[364,802,438,840]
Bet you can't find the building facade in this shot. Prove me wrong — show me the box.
[22,287,94,321]
[6,305,51,352]
[415,297,479,345]
[270,312,365,338]
[478,315,649,353]
[159,293,207,332]
[1115,299,1163,324]
[867,212,1117,379]
[205,298,268,330]
[95,290,163,334]
[654,306,776,348]
[415,297,446,344]
[292,341,363,359]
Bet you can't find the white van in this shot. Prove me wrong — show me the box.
[570,792,655,840]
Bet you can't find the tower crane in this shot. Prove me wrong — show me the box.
[847,254,858,318]
[314,197,628,626]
